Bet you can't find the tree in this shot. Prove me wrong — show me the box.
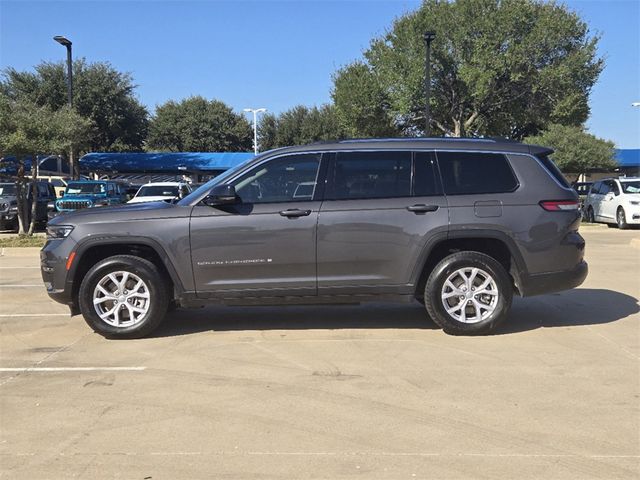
[332,62,398,138]
[0,95,92,235]
[146,96,252,152]
[332,0,604,139]
[1,59,149,152]
[524,124,616,173]
[258,104,345,150]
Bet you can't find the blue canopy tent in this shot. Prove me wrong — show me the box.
[79,152,255,178]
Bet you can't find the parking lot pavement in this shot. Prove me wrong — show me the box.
[0,228,638,479]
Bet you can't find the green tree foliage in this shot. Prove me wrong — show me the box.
[146,96,252,152]
[2,59,148,151]
[524,124,616,173]
[258,104,345,150]
[0,95,92,234]
[332,0,603,139]
[331,62,398,137]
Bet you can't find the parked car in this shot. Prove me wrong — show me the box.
[571,181,592,213]
[583,177,640,229]
[42,138,587,339]
[55,180,128,214]
[128,182,191,204]
[0,181,56,230]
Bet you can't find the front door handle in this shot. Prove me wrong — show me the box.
[406,204,439,213]
[279,209,312,218]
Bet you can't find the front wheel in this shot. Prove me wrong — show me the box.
[424,252,513,335]
[617,208,629,229]
[78,255,169,339]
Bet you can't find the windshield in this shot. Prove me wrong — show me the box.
[177,155,257,205]
[66,183,106,195]
[621,181,640,194]
[137,185,179,197]
[0,184,17,196]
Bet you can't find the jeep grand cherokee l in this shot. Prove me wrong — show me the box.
[41,138,587,338]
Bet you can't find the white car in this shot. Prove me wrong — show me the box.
[128,182,191,204]
[584,177,640,229]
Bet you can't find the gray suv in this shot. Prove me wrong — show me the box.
[41,138,587,338]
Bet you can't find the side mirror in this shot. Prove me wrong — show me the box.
[202,184,238,206]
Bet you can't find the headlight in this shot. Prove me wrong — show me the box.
[9,205,17,212]
[46,225,74,239]
[1,202,7,210]
[47,201,56,211]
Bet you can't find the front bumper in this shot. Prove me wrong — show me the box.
[519,260,588,297]
[40,240,79,314]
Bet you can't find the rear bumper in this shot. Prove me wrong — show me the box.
[519,260,588,297]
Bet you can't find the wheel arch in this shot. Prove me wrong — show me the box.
[413,230,526,299]
[68,236,185,307]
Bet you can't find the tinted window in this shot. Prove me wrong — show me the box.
[536,154,570,188]
[611,181,620,195]
[600,182,612,195]
[591,182,602,194]
[413,151,440,196]
[437,152,518,195]
[232,154,321,204]
[330,151,411,200]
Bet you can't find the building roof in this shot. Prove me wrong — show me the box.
[615,149,640,167]
[78,152,255,174]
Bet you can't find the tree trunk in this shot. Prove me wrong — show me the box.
[15,158,27,236]
[27,157,38,236]
[453,118,462,137]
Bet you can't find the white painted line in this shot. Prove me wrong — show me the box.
[0,367,146,372]
[0,313,69,317]
[0,266,40,268]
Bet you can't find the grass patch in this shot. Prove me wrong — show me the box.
[0,235,46,248]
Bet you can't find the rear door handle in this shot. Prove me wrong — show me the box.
[279,209,312,218]
[406,204,439,213]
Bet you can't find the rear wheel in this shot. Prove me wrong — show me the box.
[78,255,169,339]
[424,251,513,335]
[585,207,595,223]
[617,207,629,229]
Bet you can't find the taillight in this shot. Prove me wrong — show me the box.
[539,200,580,211]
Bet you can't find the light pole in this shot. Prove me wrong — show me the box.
[244,108,267,155]
[53,35,75,177]
[424,31,436,137]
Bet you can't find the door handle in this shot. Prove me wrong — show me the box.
[279,209,312,218]
[406,204,439,213]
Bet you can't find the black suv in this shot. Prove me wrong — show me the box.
[41,138,587,338]
[0,181,56,230]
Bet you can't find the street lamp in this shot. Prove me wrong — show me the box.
[53,35,75,178]
[244,108,267,155]
[423,31,436,137]
[632,102,640,107]
[53,36,73,107]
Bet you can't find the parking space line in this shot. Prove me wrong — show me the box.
[0,266,40,269]
[0,367,146,372]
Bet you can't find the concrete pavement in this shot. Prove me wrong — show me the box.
[0,228,638,479]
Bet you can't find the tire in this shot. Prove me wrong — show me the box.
[78,255,169,339]
[424,251,513,335]
[585,207,595,224]
[617,207,629,230]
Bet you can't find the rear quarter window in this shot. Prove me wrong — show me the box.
[436,152,518,195]
[535,154,571,188]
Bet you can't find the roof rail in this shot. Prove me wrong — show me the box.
[338,137,498,144]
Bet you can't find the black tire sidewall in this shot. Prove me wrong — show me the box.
[617,208,628,229]
[79,255,168,339]
[424,252,513,335]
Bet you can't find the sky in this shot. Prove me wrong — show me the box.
[1,0,639,148]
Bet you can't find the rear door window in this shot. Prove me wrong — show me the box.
[328,151,411,200]
[436,152,518,195]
